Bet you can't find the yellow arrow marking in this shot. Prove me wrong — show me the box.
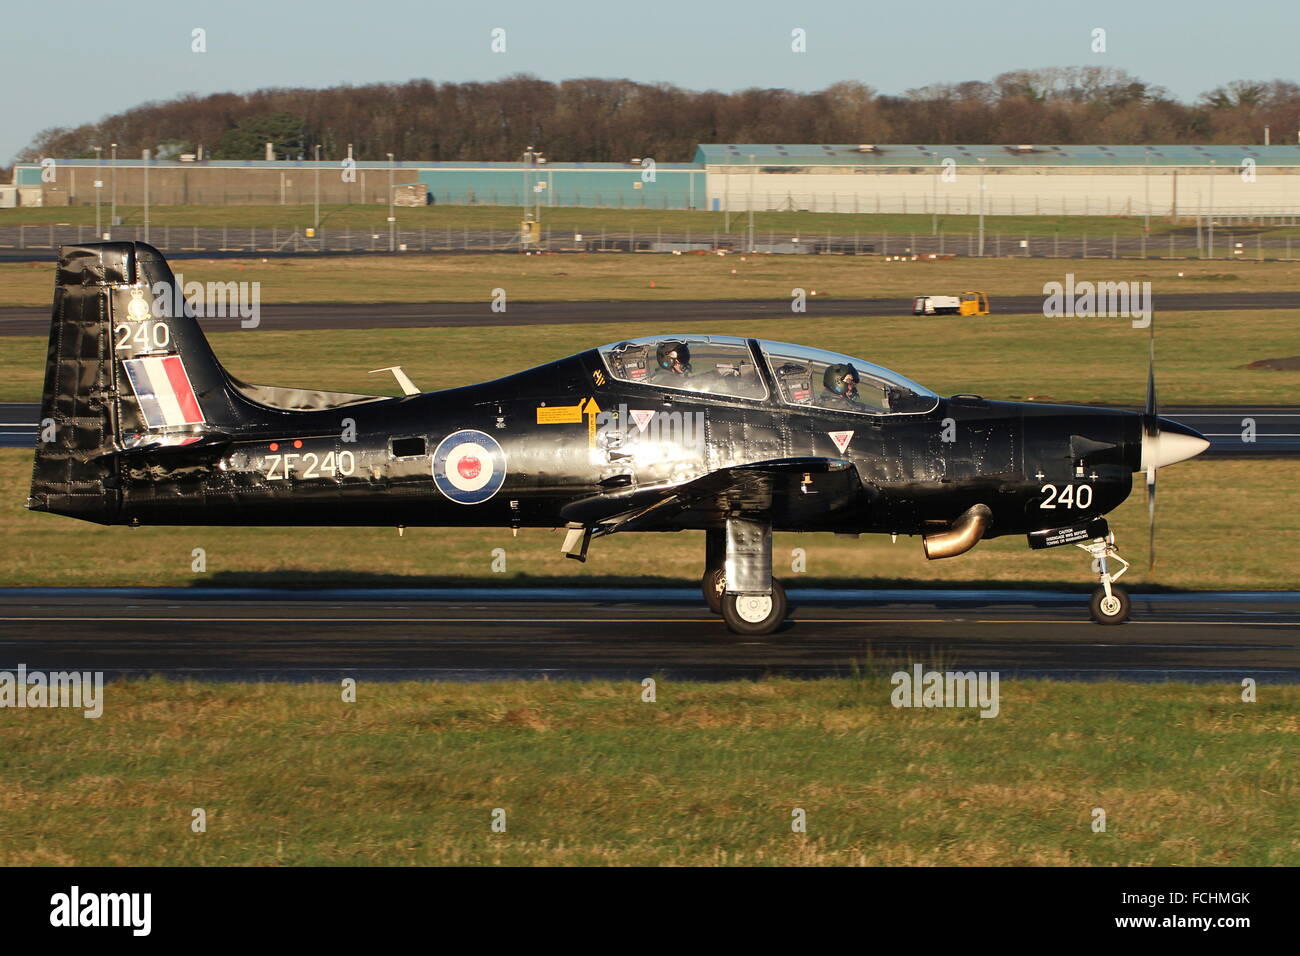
[582,397,602,445]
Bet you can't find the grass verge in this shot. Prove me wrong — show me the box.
[4,251,1300,306]
[0,677,1294,865]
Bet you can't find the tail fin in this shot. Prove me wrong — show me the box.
[28,241,234,522]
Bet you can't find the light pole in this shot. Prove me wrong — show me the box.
[110,142,117,234]
[931,161,938,237]
[1207,159,1216,259]
[92,146,102,236]
[1143,147,1151,234]
[142,148,150,243]
[977,158,987,257]
[747,153,756,252]
[387,152,396,252]
[313,144,321,232]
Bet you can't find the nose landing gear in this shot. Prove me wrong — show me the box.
[1078,533,1131,624]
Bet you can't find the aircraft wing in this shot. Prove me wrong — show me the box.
[559,457,859,534]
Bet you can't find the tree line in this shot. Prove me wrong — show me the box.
[15,68,1300,169]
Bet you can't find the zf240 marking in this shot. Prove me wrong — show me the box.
[1039,483,1093,509]
[265,450,355,481]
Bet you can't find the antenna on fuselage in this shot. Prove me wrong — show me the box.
[369,366,420,396]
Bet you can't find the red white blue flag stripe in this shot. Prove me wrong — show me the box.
[122,356,205,429]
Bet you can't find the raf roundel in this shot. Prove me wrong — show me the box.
[432,429,507,504]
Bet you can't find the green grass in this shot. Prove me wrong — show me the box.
[5,251,1300,307]
[8,202,1300,239]
[0,677,1294,865]
[4,452,1296,590]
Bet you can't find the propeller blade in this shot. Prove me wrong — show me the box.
[1147,465,1157,571]
[1144,313,1159,432]
[1145,311,1157,571]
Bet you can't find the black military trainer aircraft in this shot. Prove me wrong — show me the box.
[30,242,1209,634]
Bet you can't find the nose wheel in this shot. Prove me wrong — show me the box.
[1077,533,1131,624]
[1090,585,1130,624]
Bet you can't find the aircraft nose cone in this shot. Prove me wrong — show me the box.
[1140,417,1211,471]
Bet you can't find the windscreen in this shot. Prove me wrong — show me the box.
[759,341,938,415]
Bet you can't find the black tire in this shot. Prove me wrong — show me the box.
[1089,584,1130,624]
[720,580,788,636]
[701,567,725,615]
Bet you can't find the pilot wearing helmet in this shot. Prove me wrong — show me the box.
[649,340,692,384]
[822,363,865,409]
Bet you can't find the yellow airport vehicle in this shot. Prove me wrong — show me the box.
[912,291,991,316]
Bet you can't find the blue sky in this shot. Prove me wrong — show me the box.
[3,0,1297,163]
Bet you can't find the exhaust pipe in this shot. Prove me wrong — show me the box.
[923,504,993,560]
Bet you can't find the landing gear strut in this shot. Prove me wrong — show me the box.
[702,519,787,635]
[1077,533,1131,624]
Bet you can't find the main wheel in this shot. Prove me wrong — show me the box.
[701,567,725,615]
[720,580,788,636]
[1089,584,1130,625]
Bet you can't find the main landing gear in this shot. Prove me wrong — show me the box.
[1077,532,1131,624]
[702,522,788,636]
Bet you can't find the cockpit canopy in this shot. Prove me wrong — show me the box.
[598,335,939,415]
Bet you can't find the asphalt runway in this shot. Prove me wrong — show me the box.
[4,403,1296,455]
[0,588,1296,683]
[3,291,1300,337]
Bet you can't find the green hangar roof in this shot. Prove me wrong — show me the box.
[693,144,1300,167]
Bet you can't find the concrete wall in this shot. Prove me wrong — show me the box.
[706,167,1300,217]
[37,165,420,206]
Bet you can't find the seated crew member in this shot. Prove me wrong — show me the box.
[648,340,692,385]
[822,363,866,409]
